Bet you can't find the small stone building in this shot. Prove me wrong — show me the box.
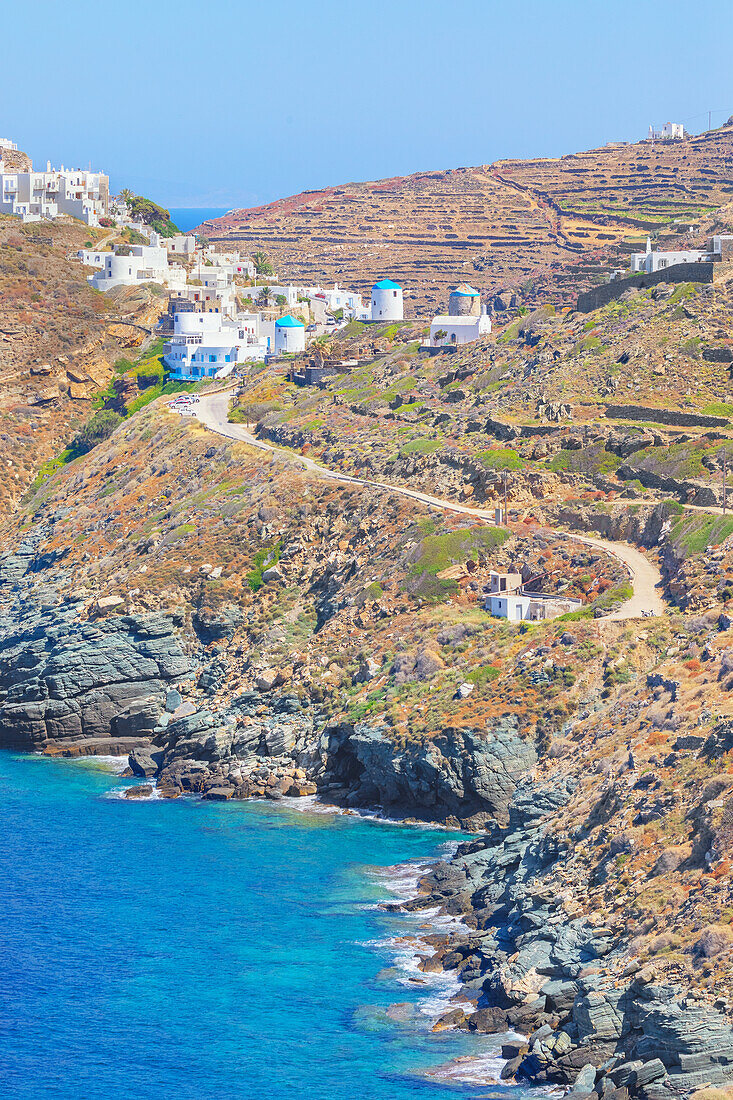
[448,283,481,317]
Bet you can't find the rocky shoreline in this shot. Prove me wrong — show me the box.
[3,598,733,1095]
[391,775,733,1095]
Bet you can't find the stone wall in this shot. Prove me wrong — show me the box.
[604,404,729,428]
[576,262,728,313]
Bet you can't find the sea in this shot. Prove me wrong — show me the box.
[168,208,230,234]
[0,752,531,1099]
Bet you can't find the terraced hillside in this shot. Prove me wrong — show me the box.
[198,125,733,313]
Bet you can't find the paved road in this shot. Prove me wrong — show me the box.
[193,390,666,621]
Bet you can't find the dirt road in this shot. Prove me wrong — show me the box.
[193,390,665,621]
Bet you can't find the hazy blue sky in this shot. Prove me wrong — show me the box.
[3,0,733,210]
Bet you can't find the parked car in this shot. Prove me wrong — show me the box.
[306,324,317,331]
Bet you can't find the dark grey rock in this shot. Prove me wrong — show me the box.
[0,609,191,750]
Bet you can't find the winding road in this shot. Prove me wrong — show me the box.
[192,389,666,621]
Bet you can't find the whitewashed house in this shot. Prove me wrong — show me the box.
[164,312,268,380]
[164,235,196,259]
[204,249,256,280]
[630,236,712,274]
[0,138,18,152]
[485,572,583,622]
[88,244,186,291]
[78,248,112,269]
[430,312,491,347]
[648,122,684,140]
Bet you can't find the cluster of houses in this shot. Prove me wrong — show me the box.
[647,122,685,141]
[0,139,109,226]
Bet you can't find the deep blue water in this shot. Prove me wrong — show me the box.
[169,208,229,233]
[0,753,523,1099]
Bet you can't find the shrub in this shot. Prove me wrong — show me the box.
[69,409,122,456]
[475,448,524,471]
[467,664,501,686]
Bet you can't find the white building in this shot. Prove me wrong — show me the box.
[78,248,112,269]
[0,138,17,152]
[0,160,109,225]
[430,312,491,347]
[274,314,305,354]
[311,283,364,316]
[164,235,196,259]
[203,248,255,280]
[87,244,185,291]
[628,235,733,274]
[177,281,238,317]
[164,312,267,380]
[370,278,403,321]
[485,572,583,622]
[648,122,684,141]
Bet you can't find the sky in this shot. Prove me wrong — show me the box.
[3,0,733,210]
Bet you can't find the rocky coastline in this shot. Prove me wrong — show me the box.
[394,775,733,1095]
[3,496,733,1096]
[2,609,731,1095]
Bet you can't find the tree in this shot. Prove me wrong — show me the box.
[433,329,447,345]
[259,286,271,306]
[275,294,287,308]
[253,250,274,276]
[123,192,180,237]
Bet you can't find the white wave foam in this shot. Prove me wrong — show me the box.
[104,783,161,801]
[420,1050,507,1086]
[283,795,465,831]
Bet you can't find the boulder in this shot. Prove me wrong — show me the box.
[203,786,235,801]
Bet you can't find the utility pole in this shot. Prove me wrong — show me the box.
[503,470,509,525]
[709,109,712,132]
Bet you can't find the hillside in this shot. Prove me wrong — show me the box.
[0,215,164,513]
[6,129,733,1093]
[198,125,733,312]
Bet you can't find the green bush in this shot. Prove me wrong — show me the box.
[476,448,524,471]
[400,438,442,457]
[407,525,510,601]
[247,542,282,591]
[466,664,501,686]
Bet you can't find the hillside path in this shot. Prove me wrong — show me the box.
[193,390,665,621]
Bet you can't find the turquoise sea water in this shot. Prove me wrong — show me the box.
[0,753,525,1099]
[169,208,229,233]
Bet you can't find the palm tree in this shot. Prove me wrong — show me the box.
[253,250,274,276]
[259,286,271,306]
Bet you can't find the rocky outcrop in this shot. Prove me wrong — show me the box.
[0,606,191,751]
[401,775,733,1095]
[132,702,537,828]
[320,717,537,826]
